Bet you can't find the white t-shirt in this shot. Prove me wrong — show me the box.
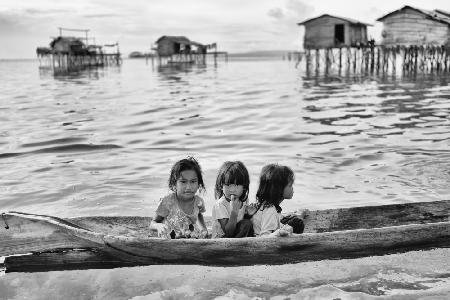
[251,205,281,237]
[211,196,247,238]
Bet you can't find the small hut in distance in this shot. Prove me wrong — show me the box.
[36,28,121,71]
[152,35,227,65]
[376,6,450,46]
[297,14,371,49]
[155,36,206,57]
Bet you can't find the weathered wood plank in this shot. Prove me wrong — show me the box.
[304,200,449,233]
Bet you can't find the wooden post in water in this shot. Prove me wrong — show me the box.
[414,46,418,71]
[445,46,449,72]
[430,46,435,72]
[437,46,442,72]
[346,47,351,72]
[364,47,369,73]
[376,46,381,73]
[419,46,424,71]
[370,42,375,73]
[306,50,310,73]
[315,49,319,71]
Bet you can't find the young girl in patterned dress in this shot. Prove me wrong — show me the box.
[150,157,208,239]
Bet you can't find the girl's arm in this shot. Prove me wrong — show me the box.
[197,212,208,233]
[218,212,238,237]
[218,195,241,237]
[150,215,169,237]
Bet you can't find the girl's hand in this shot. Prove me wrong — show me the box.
[230,195,241,212]
[152,223,170,238]
[268,224,293,237]
[199,229,208,239]
[246,203,258,215]
[279,224,293,236]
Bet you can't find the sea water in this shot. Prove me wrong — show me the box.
[0,58,449,299]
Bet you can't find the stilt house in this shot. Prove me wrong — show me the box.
[376,6,450,46]
[297,14,371,49]
[155,36,206,56]
[49,37,87,54]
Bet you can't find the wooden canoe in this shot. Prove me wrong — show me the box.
[1,200,449,273]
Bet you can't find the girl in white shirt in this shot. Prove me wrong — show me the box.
[251,164,304,237]
[211,161,254,238]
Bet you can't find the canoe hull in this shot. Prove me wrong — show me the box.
[1,200,449,272]
[102,221,450,266]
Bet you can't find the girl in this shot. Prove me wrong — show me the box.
[250,164,304,237]
[211,161,254,238]
[150,157,208,239]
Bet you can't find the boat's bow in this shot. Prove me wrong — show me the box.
[0,212,104,257]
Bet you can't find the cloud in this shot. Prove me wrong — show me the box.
[286,0,314,18]
[24,8,72,16]
[83,13,121,19]
[267,0,314,27]
[268,8,284,20]
[0,11,32,34]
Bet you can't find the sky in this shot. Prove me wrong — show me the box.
[0,0,449,59]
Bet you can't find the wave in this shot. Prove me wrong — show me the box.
[21,137,87,148]
[0,144,121,159]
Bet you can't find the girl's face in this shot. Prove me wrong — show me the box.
[282,181,294,199]
[175,170,199,201]
[222,183,244,201]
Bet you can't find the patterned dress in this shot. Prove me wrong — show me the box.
[155,193,206,239]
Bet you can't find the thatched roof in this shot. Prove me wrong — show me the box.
[49,36,85,48]
[156,36,190,44]
[377,5,450,25]
[298,14,372,26]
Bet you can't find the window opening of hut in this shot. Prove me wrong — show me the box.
[335,24,345,44]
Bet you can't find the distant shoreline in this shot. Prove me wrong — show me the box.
[1,50,298,61]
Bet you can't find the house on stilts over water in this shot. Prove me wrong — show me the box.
[296,14,373,73]
[152,35,228,65]
[377,5,450,46]
[296,7,450,74]
[36,27,121,72]
[375,5,450,72]
[298,14,371,49]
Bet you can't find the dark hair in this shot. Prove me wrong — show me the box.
[214,161,250,201]
[168,157,205,192]
[256,164,294,213]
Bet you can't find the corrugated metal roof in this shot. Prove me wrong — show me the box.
[297,14,372,26]
[377,5,450,25]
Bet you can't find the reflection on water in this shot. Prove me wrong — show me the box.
[0,59,450,216]
[38,65,122,82]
